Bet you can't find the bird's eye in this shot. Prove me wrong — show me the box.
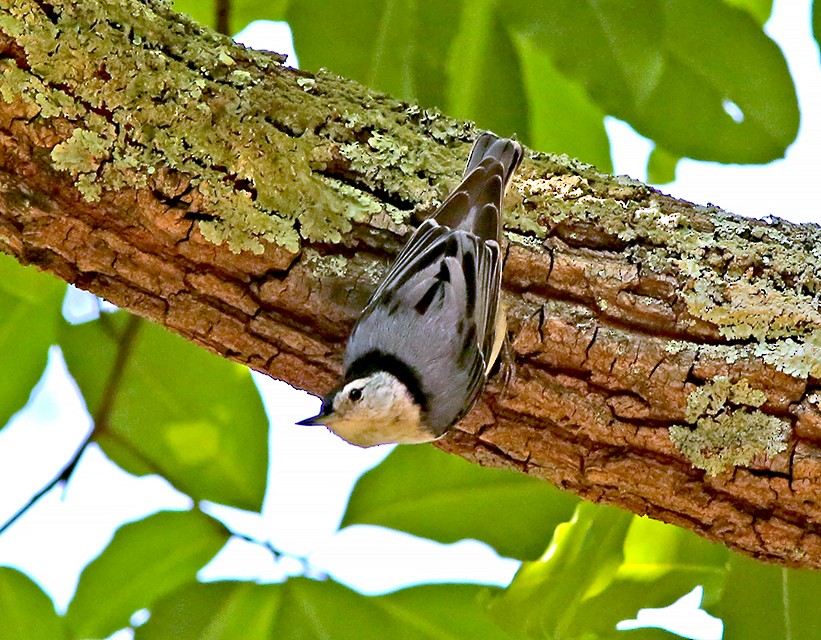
[349,388,363,402]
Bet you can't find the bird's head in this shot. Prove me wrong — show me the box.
[297,370,432,447]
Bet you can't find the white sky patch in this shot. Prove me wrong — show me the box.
[721,99,744,124]
[311,526,520,595]
[617,586,724,640]
[234,20,299,68]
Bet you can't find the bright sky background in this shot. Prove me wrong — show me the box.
[0,1,818,638]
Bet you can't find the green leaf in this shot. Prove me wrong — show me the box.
[489,503,731,638]
[66,510,229,640]
[172,0,290,35]
[566,515,729,638]
[0,254,65,429]
[136,581,284,639]
[814,0,821,60]
[59,314,269,511]
[231,0,291,37]
[0,568,65,640]
[445,0,529,138]
[511,31,611,171]
[141,578,526,639]
[413,0,466,109]
[710,554,821,639]
[490,502,633,637]
[723,0,773,25]
[286,0,464,112]
[505,0,798,163]
[283,579,522,639]
[286,0,428,103]
[171,0,215,29]
[647,145,679,185]
[342,445,579,561]
[288,1,527,138]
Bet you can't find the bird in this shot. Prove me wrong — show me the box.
[297,132,523,447]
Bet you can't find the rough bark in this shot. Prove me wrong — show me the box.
[2,0,821,568]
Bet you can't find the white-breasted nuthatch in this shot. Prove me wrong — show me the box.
[298,132,523,447]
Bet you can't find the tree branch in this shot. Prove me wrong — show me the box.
[2,0,821,567]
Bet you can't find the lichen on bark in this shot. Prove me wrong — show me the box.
[670,376,790,475]
[1,0,471,254]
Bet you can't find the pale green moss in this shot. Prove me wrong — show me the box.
[672,376,788,475]
[504,189,549,236]
[0,1,304,253]
[727,378,769,408]
[0,62,84,119]
[684,271,821,341]
[676,212,821,353]
[664,340,692,355]
[336,125,458,212]
[307,175,385,238]
[3,0,503,256]
[296,77,315,91]
[198,187,298,254]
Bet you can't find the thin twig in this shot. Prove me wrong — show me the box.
[0,441,88,536]
[94,313,141,433]
[198,504,323,578]
[215,0,230,35]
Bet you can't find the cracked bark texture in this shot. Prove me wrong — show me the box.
[2,0,821,568]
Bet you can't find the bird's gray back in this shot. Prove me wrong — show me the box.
[343,133,521,434]
[344,227,496,433]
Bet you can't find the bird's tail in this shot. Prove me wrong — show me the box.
[463,132,523,189]
[433,132,523,243]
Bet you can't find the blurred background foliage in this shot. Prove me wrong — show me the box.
[2,0,821,638]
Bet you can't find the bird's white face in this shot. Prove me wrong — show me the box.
[321,371,432,447]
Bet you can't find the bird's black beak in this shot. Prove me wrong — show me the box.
[296,388,340,426]
[296,395,335,426]
[295,412,327,426]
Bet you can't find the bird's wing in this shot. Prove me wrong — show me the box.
[361,219,448,312]
[349,222,501,429]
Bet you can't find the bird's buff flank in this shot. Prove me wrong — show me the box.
[298,132,523,447]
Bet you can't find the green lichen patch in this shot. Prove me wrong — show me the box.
[684,376,767,423]
[754,329,821,379]
[674,211,821,350]
[50,128,112,201]
[670,410,790,476]
[197,186,298,254]
[336,124,461,211]
[672,376,789,475]
[300,248,349,279]
[684,270,821,341]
